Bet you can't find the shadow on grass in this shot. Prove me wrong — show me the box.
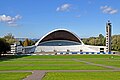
[0,55,30,62]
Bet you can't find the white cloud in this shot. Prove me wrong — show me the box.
[56,4,71,12]
[0,14,22,26]
[109,9,118,14]
[100,6,118,14]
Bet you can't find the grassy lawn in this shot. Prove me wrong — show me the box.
[0,55,120,80]
[0,59,107,70]
[0,72,31,80]
[80,57,120,67]
[0,55,115,70]
[0,55,118,60]
[0,55,119,70]
[43,72,120,80]
[0,65,107,70]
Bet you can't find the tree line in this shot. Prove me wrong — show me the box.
[19,38,35,47]
[111,35,120,51]
[0,33,120,56]
[0,33,14,56]
[0,33,36,56]
[0,38,10,56]
[82,34,120,51]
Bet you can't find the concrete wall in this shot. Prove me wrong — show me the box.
[35,45,106,52]
[22,46,36,53]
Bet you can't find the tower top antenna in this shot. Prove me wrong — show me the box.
[107,20,111,25]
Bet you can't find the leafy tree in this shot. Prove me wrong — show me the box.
[19,41,23,46]
[99,34,104,39]
[82,34,106,46]
[99,34,105,46]
[0,38,10,57]
[82,38,89,45]
[29,40,35,46]
[82,34,120,52]
[23,38,36,47]
[88,37,96,45]
[23,38,29,47]
[4,33,16,44]
[112,35,120,51]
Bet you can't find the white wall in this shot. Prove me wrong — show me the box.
[35,45,106,52]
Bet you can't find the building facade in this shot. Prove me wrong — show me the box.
[34,29,106,53]
[11,42,22,54]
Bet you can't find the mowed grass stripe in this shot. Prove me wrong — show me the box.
[0,61,85,65]
[0,64,90,66]
[0,72,31,80]
[43,72,120,80]
[1,55,119,60]
[79,58,120,67]
[0,65,108,70]
[0,55,119,71]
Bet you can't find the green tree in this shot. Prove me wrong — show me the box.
[99,34,104,39]
[82,34,105,46]
[88,37,96,45]
[23,38,29,47]
[4,33,16,44]
[19,41,23,46]
[0,38,10,57]
[29,40,35,46]
[112,35,120,51]
[23,39,35,47]
[99,34,105,46]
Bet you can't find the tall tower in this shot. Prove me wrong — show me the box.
[106,20,112,52]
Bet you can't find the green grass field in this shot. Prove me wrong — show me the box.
[80,57,120,67]
[0,72,31,80]
[0,55,120,80]
[1,55,119,70]
[43,72,120,80]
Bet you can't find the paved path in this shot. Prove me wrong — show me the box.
[0,69,120,80]
[23,70,46,80]
[73,59,120,70]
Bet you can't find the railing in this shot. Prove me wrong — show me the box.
[56,52,113,55]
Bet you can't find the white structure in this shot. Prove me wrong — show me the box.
[11,42,22,54]
[22,46,35,53]
[106,21,112,52]
[34,29,106,53]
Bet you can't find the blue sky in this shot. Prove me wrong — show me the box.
[0,0,119,38]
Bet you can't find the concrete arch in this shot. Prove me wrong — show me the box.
[35,29,84,46]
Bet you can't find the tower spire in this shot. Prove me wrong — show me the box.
[106,20,112,53]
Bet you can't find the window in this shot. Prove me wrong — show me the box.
[38,40,81,46]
